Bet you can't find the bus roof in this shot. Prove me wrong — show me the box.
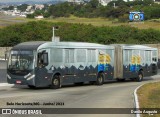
[11,41,47,50]
[11,41,114,51]
[12,42,156,51]
[38,42,114,50]
[111,44,157,50]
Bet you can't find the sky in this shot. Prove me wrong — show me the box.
[0,0,64,3]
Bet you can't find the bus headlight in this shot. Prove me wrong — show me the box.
[27,75,35,81]
[24,73,31,79]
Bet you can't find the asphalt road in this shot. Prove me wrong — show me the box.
[0,75,160,117]
[0,60,160,117]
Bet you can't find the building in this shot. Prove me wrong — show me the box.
[99,0,111,6]
[67,0,84,4]
[99,0,134,6]
[154,0,160,4]
[35,15,44,19]
[35,4,44,10]
[26,5,32,12]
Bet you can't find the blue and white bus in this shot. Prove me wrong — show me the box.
[7,42,158,88]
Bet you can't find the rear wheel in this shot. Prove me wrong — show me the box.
[50,75,61,89]
[136,71,143,82]
[96,73,104,85]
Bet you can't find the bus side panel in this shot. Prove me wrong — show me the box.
[123,49,140,79]
[35,67,53,87]
[143,50,158,77]
[122,49,158,79]
[98,49,114,81]
[105,49,114,80]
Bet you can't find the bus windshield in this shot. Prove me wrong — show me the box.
[8,50,34,76]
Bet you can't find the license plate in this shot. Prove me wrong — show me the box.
[16,81,21,84]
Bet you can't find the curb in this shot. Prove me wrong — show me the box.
[134,80,160,117]
[0,83,14,87]
[134,84,144,117]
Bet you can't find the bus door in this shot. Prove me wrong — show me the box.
[36,49,50,87]
[75,49,87,83]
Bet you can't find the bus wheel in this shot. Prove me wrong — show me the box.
[96,73,104,85]
[51,75,60,89]
[136,72,143,82]
[28,85,36,89]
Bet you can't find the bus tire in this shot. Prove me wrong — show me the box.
[116,78,125,82]
[28,85,36,89]
[136,71,143,82]
[96,73,104,85]
[50,75,61,89]
[75,82,84,86]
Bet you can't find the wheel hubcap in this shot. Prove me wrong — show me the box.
[99,76,103,83]
[53,79,59,86]
[139,74,142,80]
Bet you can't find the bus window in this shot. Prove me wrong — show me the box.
[140,50,145,65]
[124,50,132,66]
[87,50,96,62]
[145,51,151,64]
[124,50,129,65]
[8,50,34,76]
[65,49,74,63]
[52,49,63,62]
[76,49,86,62]
[107,49,113,65]
[152,50,158,63]
[38,52,48,67]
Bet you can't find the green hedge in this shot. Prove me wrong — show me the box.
[0,21,160,46]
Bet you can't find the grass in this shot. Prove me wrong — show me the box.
[1,15,160,30]
[15,16,160,30]
[137,82,160,117]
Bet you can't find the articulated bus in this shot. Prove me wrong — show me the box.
[7,42,158,89]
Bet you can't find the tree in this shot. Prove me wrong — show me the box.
[0,21,160,46]
[17,4,28,12]
[2,6,14,10]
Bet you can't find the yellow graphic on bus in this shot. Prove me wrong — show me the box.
[137,56,141,64]
[106,54,111,64]
[99,55,105,64]
[99,54,111,64]
[131,55,141,64]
